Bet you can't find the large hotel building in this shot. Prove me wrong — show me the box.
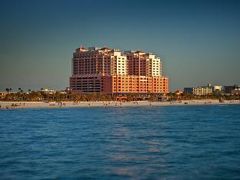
[70,46,169,94]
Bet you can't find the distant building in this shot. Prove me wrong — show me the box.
[40,88,56,94]
[174,90,183,95]
[184,84,213,95]
[70,46,169,94]
[213,85,222,92]
[224,85,240,95]
[0,92,7,99]
[184,88,194,94]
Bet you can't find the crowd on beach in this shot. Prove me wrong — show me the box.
[1,99,240,110]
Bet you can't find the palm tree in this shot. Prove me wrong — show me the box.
[6,88,13,94]
[18,88,24,93]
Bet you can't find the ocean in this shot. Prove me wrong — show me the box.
[0,105,240,179]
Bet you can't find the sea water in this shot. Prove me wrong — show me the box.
[0,105,240,179]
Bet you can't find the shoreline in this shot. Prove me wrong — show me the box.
[0,100,240,109]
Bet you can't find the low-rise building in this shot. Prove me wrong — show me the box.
[40,88,56,94]
[0,92,7,99]
[184,85,213,95]
[213,85,222,92]
[224,85,240,95]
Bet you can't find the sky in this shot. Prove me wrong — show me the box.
[0,0,239,91]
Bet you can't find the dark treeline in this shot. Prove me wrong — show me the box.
[1,91,240,102]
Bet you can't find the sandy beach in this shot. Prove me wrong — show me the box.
[0,99,240,109]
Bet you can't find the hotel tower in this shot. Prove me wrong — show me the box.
[70,46,168,94]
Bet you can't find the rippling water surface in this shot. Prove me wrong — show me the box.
[0,105,240,179]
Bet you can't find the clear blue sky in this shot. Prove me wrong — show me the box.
[0,0,239,91]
